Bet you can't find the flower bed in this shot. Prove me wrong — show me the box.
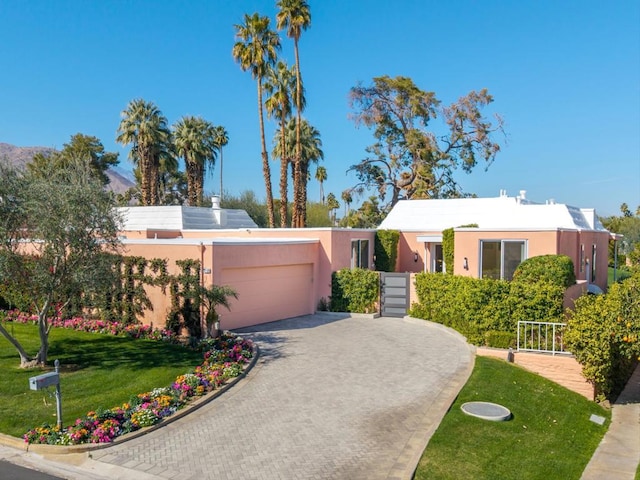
[11,313,254,446]
[3,310,179,343]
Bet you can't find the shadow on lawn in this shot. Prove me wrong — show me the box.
[49,335,201,371]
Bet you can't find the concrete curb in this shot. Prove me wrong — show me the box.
[0,341,260,455]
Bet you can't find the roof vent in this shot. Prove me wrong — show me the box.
[519,190,527,200]
[499,189,508,197]
[211,196,221,209]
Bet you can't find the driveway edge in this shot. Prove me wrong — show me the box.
[386,316,475,480]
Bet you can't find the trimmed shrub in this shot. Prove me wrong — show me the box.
[484,330,516,349]
[512,254,576,288]
[330,269,379,313]
[410,272,567,346]
[410,273,512,345]
[375,230,400,272]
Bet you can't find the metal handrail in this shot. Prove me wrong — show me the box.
[517,321,570,355]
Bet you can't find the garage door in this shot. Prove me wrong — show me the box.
[218,264,314,329]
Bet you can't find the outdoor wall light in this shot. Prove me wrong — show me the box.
[414,251,419,263]
[463,257,469,270]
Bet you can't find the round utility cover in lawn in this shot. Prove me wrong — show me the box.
[461,401,511,421]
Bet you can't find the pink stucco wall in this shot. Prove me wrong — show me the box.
[398,228,611,292]
[119,228,376,330]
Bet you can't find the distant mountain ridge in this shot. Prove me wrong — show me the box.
[0,142,135,194]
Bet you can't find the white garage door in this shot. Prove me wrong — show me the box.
[218,264,314,329]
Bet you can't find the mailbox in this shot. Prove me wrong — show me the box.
[29,372,60,391]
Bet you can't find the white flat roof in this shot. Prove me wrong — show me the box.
[121,237,319,246]
[379,195,609,232]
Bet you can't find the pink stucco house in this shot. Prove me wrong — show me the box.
[379,190,618,294]
[117,198,375,330]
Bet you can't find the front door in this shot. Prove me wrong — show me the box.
[432,243,444,273]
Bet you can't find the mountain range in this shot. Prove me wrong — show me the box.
[0,142,135,194]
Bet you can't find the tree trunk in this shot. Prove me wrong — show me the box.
[292,38,304,228]
[257,79,275,228]
[219,147,224,200]
[279,120,288,228]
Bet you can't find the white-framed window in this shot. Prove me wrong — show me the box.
[591,244,597,282]
[480,240,526,280]
[580,244,585,273]
[351,239,369,269]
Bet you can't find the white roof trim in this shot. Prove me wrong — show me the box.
[417,235,443,242]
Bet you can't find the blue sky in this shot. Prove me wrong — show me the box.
[1,0,638,217]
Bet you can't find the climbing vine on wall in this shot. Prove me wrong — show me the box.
[442,228,454,274]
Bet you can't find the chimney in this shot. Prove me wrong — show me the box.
[211,195,226,226]
[519,190,526,200]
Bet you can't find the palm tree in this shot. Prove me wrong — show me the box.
[213,126,229,200]
[342,189,353,217]
[274,118,323,226]
[265,60,297,227]
[173,116,217,206]
[232,13,281,228]
[276,0,311,228]
[315,165,327,204]
[117,99,171,205]
[326,192,340,224]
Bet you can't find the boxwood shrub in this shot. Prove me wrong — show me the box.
[330,269,379,313]
[512,254,576,288]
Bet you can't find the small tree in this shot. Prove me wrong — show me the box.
[198,284,238,337]
[0,159,122,367]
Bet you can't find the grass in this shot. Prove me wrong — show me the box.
[609,266,632,285]
[0,323,203,438]
[415,356,611,480]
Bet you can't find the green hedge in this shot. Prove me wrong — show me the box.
[330,269,379,313]
[374,230,399,272]
[409,272,566,346]
[513,254,576,288]
[565,274,640,399]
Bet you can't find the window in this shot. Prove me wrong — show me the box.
[351,239,369,269]
[591,244,597,282]
[579,244,585,273]
[480,240,526,280]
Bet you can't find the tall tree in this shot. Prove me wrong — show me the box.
[213,126,229,200]
[29,133,118,186]
[233,13,281,227]
[173,116,217,206]
[341,189,353,217]
[265,60,297,227]
[116,99,172,206]
[273,118,323,226]
[326,192,339,224]
[0,159,121,367]
[276,0,311,228]
[348,76,504,209]
[315,165,327,204]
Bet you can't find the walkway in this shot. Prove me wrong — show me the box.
[581,363,640,480]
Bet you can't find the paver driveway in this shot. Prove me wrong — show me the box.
[90,314,473,480]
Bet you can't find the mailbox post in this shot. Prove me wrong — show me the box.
[29,359,63,429]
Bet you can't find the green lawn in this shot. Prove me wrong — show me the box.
[415,356,611,480]
[0,323,203,438]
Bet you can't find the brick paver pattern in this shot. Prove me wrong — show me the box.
[90,315,472,480]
